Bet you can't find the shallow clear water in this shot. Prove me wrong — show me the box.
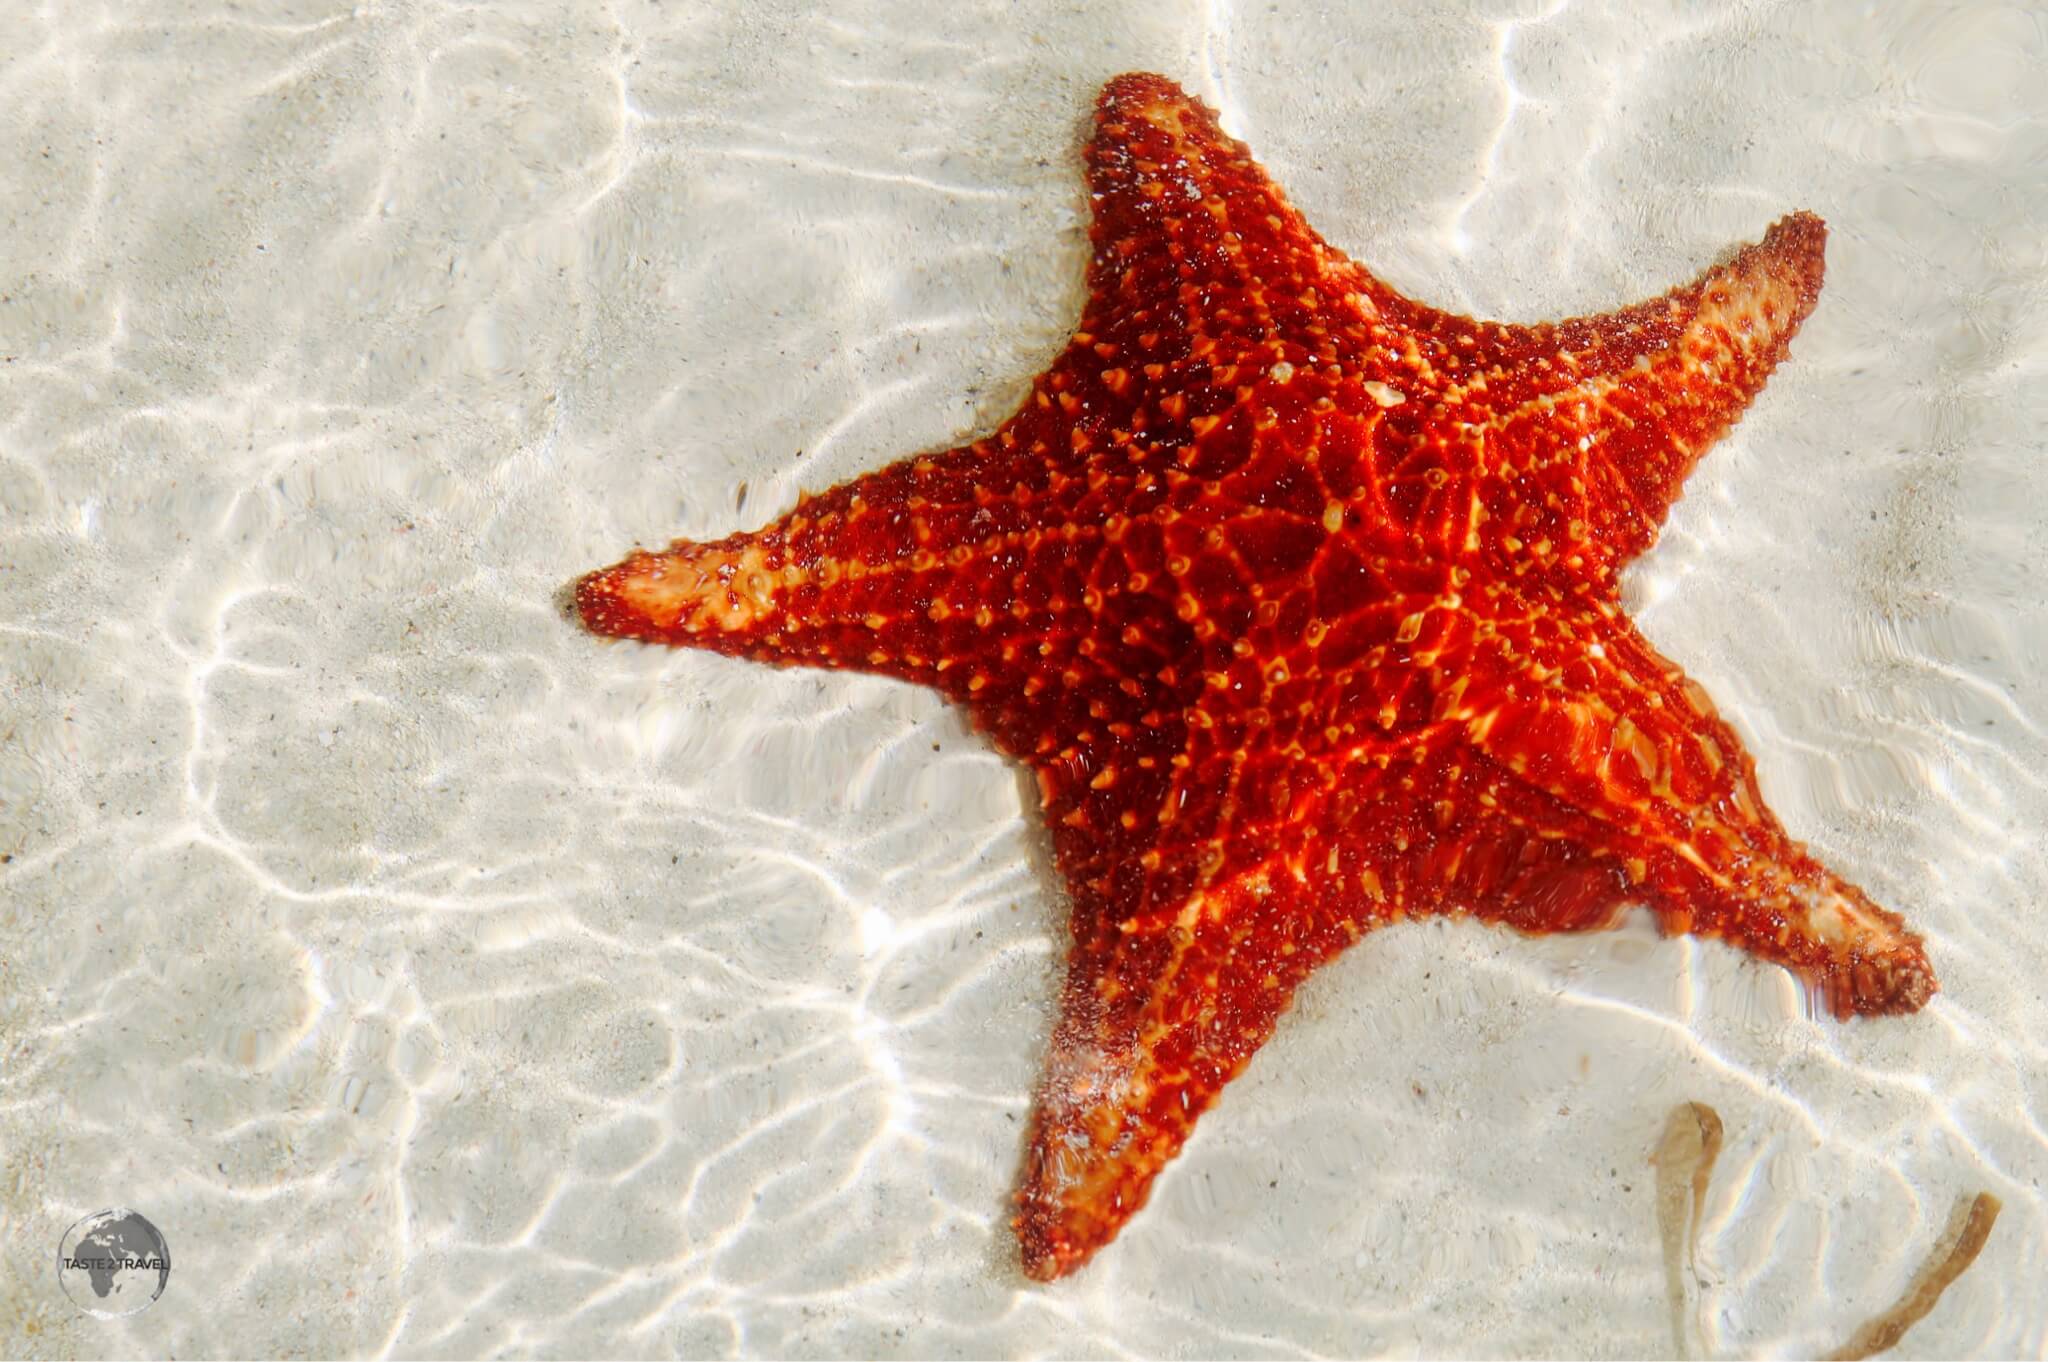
[3,0,2044,1356]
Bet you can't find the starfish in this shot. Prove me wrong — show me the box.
[575,72,1935,1281]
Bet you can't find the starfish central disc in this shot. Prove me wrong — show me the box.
[575,72,1934,1282]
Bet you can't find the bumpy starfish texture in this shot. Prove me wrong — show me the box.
[576,73,1934,1282]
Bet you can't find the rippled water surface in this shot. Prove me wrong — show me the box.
[4,0,2045,1356]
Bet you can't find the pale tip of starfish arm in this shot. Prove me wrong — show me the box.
[1694,210,1828,357]
[1754,209,1827,284]
[575,541,786,641]
[1097,70,1197,124]
[1013,1157,1133,1283]
[1011,1036,1172,1282]
[1015,1211,1087,1283]
[1821,937,1938,1019]
[1777,877,1938,1018]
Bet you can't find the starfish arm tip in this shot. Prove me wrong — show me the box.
[1012,1119,1162,1283]
[1096,70,1189,112]
[574,538,788,645]
[574,556,648,639]
[1013,1207,1088,1283]
[1822,937,1938,1018]
[1743,208,1829,316]
[1007,1040,1170,1284]
[1671,207,1830,375]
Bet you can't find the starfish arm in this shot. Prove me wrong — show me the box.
[1076,74,1344,354]
[1012,861,1334,1281]
[1364,213,1828,581]
[573,431,1120,689]
[1451,603,1934,1016]
[1012,717,1651,1281]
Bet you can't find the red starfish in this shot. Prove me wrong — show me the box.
[576,72,1935,1281]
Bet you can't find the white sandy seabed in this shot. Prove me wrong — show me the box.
[3,0,2046,1356]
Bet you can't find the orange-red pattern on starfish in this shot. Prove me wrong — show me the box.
[575,72,1933,1283]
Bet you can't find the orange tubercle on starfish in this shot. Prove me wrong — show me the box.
[574,72,1933,1283]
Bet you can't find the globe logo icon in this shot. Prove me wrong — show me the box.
[56,1208,171,1318]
